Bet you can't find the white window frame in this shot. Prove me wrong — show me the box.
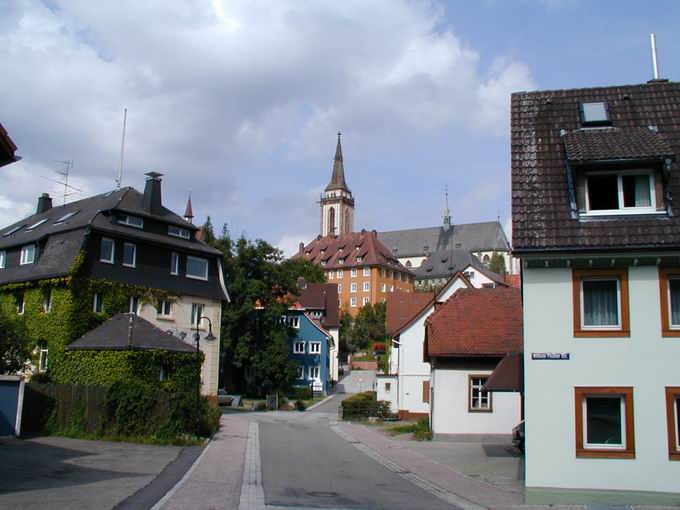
[100,238,115,264]
[123,242,137,268]
[583,170,657,216]
[469,376,491,411]
[337,284,342,294]
[363,297,370,305]
[158,300,172,317]
[39,348,49,372]
[310,342,321,354]
[54,211,78,224]
[186,256,209,281]
[16,294,25,315]
[363,282,370,292]
[296,365,305,379]
[328,271,334,280]
[170,252,179,276]
[381,283,386,292]
[191,303,205,327]
[351,268,357,277]
[310,366,320,380]
[363,267,370,276]
[20,244,36,265]
[0,250,5,269]
[129,296,140,315]
[337,269,343,278]
[288,316,300,329]
[351,283,357,293]
[168,225,190,239]
[119,214,144,228]
[357,256,363,263]
[43,289,52,313]
[580,276,622,330]
[350,297,357,307]
[582,395,627,450]
[93,292,104,313]
[293,341,306,354]
[26,218,48,231]
[667,276,680,329]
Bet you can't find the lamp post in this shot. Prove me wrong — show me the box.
[194,315,216,437]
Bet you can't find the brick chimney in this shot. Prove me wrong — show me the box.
[142,172,163,215]
[37,193,52,214]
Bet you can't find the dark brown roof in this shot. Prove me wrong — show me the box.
[297,282,340,328]
[483,352,523,392]
[512,81,680,254]
[563,127,673,163]
[298,230,411,272]
[0,122,19,168]
[426,287,523,358]
[386,290,435,336]
[326,133,350,192]
[68,313,196,352]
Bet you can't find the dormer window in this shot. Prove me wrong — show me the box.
[119,214,144,228]
[580,101,610,126]
[168,225,190,239]
[584,170,657,216]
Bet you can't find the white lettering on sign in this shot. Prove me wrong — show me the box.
[531,352,570,360]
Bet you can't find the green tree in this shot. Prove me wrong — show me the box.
[0,308,30,374]
[489,252,506,275]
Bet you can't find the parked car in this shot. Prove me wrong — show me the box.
[512,420,525,451]
[217,389,233,406]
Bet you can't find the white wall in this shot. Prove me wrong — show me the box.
[523,265,680,493]
[430,360,521,434]
[138,296,222,396]
[377,375,399,413]
[328,327,339,382]
[396,255,427,269]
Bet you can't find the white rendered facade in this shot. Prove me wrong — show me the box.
[523,263,680,494]
[328,326,339,382]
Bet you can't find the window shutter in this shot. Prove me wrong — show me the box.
[422,380,430,403]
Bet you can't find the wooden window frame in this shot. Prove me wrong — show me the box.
[574,386,635,459]
[572,269,630,337]
[468,374,492,413]
[666,387,680,461]
[422,380,430,403]
[659,268,680,337]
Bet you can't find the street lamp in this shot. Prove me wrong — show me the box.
[194,315,216,437]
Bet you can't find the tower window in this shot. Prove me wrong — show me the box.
[328,208,336,236]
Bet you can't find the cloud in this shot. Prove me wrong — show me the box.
[0,0,534,245]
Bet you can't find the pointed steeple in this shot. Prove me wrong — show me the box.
[443,185,452,231]
[184,191,194,224]
[325,132,350,192]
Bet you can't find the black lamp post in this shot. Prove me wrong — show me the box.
[194,315,216,437]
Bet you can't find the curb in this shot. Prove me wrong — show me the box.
[305,394,336,411]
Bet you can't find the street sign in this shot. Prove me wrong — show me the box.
[531,352,570,360]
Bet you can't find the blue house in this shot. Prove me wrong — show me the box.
[286,308,333,395]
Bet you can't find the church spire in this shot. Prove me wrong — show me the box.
[325,131,350,192]
[443,185,452,231]
[184,190,194,224]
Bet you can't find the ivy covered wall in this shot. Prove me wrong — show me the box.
[0,273,198,391]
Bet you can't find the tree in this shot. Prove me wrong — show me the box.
[0,309,30,375]
[339,302,388,354]
[489,252,506,275]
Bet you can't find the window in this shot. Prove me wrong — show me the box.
[573,269,629,337]
[351,268,357,277]
[381,283,386,292]
[310,366,320,379]
[2,225,24,237]
[381,268,386,278]
[26,218,48,231]
[42,289,52,313]
[423,381,430,403]
[171,252,179,275]
[328,271,334,280]
[575,387,635,459]
[54,211,78,224]
[584,171,656,215]
[469,375,492,412]
[16,293,24,315]
[0,251,5,269]
[160,364,172,381]
[297,365,305,379]
[350,297,357,307]
[406,260,412,268]
[351,283,357,293]
[287,316,300,329]
[357,256,363,263]
[310,342,321,354]
[363,297,369,306]
[191,303,205,326]
[39,348,49,372]
[339,258,345,265]
[129,296,140,315]
[385,382,391,393]
[390,285,394,292]
[363,282,370,292]
[168,225,190,238]
[158,300,172,317]
[337,284,342,294]
[187,256,208,280]
[100,238,114,263]
[93,292,104,313]
[665,387,680,461]
[580,101,610,125]
[123,242,136,267]
[119,214,144,228]
[658,268,680,336]
[20,244,36,265]
[294,341,306,354]
[363,267,370,276]
[337,269,343,278]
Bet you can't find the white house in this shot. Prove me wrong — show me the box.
[513,81,680,499]
[425,287,523,436]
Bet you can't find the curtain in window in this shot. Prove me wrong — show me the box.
[670,279,680,326]
[583,279,619,326]
[634,175,651,207]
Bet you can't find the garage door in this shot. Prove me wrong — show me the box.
[0,380,20,436]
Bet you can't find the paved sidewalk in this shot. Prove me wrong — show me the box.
[156,414,249,510]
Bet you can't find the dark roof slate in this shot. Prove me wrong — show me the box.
[563,127,673,163]
[68,313,195,352]
[297,282,340,328]
[512,81,680,253]
[413,249,505,285]
[325,133,350,192]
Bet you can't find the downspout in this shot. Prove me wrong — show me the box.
[127,314,134,349]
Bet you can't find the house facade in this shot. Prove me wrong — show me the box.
[425,287,523,436]
[412,249,507,292]
[286,308,333,395]
[513,81,680,496]
[0,173,229,397]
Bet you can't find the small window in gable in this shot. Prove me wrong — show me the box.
[580,101,610,126]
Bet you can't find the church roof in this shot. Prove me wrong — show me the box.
[325,132,351,193]
[184,196,193,219]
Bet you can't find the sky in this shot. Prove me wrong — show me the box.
[2,0,679,255]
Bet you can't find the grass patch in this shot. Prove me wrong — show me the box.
[50,430,205,446]
[386,418,432,441]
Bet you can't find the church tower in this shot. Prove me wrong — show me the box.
[320,132,354,237]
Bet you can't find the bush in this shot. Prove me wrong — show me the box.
[341,391,391,420]
[294,399,306,411]
[388,417,432,441]
[30,371,52,384]
[286,386,313,401]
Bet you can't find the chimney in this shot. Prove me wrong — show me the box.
[142,171,163,215]
[37,193,53,214]
[299,242,304,255]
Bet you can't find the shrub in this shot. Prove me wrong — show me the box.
[387,417,432,441]
[286,386,313,401]
[294,399,306,411]
[30,371,52,384]
[341,391,390,420]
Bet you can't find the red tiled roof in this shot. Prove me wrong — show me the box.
[426,287,523,357]
[483,352,524,392]
[297,230,411,272]
[386,290,434,336]
[504,274,521,289]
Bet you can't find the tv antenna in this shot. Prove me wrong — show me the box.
[40,160,82,205]
[116,108,128,190]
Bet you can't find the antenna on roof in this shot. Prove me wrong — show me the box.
[116,108,128,190]
[650,33,660,80]
[40,160,82,205]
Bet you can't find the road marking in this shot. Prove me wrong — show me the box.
[239,421,266,510]
[150,442,213,510]
[329,424,484,510]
